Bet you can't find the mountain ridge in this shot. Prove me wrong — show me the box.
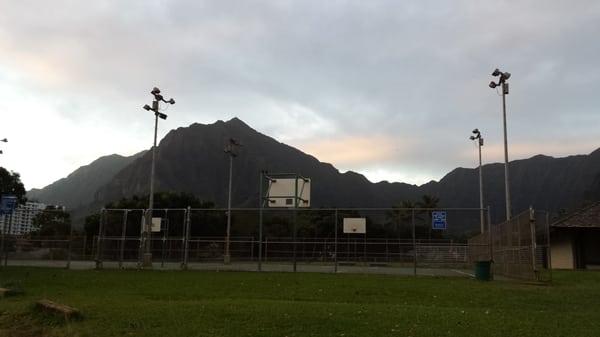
[27,118,600,224]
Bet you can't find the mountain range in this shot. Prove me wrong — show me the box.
[27,118,600,224]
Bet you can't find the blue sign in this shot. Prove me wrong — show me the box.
[0,195,18,215]
[432,211,447,230]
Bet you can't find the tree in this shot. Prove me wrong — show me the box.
[388,196,441,239]
[0,167,26,203]
[31,207,71,236]
[416,194,441,240]
[416,195,440,209]
[83,192,216,237]
[386,200,417,238]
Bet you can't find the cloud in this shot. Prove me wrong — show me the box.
[298,136,404,167]
[0,0,599,189]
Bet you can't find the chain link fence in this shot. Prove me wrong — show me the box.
[2,206,554,281]
[468,208,552,282]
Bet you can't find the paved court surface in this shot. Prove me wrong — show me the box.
[3,259,475,277]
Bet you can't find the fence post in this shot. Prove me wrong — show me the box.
[487,206,493,262]
[250,236,254,261]
[161,210,168,268]
[265,237,268,263]
[545,211,552,281]
[119,210,128,269]
[258,171,264,272]
[137,209,146,268]
[4,213,13,267]
[292,208,297,272]
[95,208,105,269]
[334,209,338,273]
[1,214,6,268]
[385,239,389,262]
[67,215,73,269]
[412,209,416,276]
[529,207,537,277]
[182,206,191,270]
[83,234,87,261]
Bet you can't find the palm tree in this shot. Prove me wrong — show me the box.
[416,195,440,209]
[416,194,441,241]
[386,200,417,236]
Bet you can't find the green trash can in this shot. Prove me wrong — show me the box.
[475,261,492,281]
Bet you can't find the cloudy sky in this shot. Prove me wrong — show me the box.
[1,1,599,189]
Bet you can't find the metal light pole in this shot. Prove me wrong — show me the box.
[489,69,512,221]
[224,138,242,264]
[470,129,484,233]
[142,87,175,268]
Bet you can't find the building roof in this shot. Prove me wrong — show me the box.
[551,202,600,228]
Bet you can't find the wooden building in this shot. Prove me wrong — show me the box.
[550,202,600,269]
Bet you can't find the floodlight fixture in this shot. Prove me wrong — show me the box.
[0,150,3,154]
[0,138,6,143]
[143,104,152,111]
[490,68,511,88]
[157,112,167,120]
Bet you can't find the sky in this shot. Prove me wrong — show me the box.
[1,0,599,189]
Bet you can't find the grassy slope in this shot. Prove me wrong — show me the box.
[0,268,599,337]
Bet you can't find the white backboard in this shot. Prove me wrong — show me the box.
[343,218,366,234]
[151,217,162,232]
[267,178,310,208]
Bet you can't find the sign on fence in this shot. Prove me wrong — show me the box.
[0,195,17,215]
[151,217,162,232]
[432,211,447,230]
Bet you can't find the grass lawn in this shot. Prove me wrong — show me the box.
[1,267,599,337]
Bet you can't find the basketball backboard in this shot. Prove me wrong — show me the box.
[343,218,366,234]
[266,177,310,208]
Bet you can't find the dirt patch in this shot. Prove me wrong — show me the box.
[0,311,51,337]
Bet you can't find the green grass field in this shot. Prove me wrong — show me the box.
[1,268,599,337]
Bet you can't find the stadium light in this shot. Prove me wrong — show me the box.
[469,129,485,233]
[224,138,242,265]
[141,87,175,268]
[489,68,512,221]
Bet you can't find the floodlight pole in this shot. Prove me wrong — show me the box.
[478,137,484,233]
[258,171,265,272]
[501,83,511,221]
[470,129,485,234]
[224,139,242,265]
[469,129,485,233]
[142,87,175,268]
[490,69,512,221]
[224,153,234,264]
[143,102,159,267]
[293,175,298,272]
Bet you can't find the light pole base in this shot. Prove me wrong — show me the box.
[224,254,231,265]
[142,253,153,268]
